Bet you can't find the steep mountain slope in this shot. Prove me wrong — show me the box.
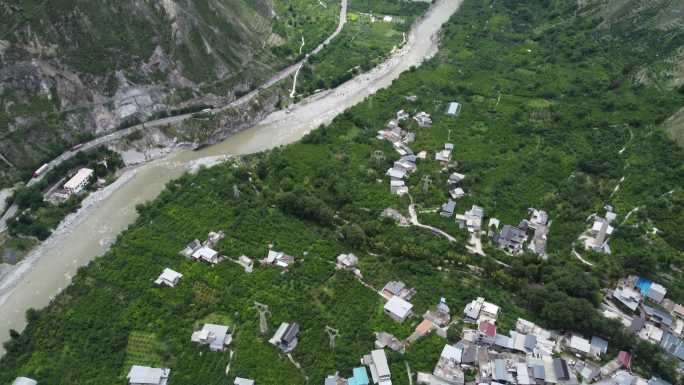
[0,0,338,185]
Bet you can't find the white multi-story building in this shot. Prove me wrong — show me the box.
[63,168,94,196]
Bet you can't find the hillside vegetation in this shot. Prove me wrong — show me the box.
[0,0,340,187]
[1,0,684,384]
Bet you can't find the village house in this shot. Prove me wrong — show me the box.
[234,378,255,385]
[191,323,232,351]
[435,144,453,163]
[269,322,300,353]
[493,330,537,354]
[408,319,437,344]
[414,111,432,127]
[180,239,202,258]
[381,281,416,300]
[386,167,407,180]
[206,231,225,246]
[526,208,550,257]
[397,109,410,121]
[568,335,591,356]
[362,349,393,385]
[347,367,370,385]
[591,336,609,358]
[324,373,347,385]
[63,168,94,196]
[238,255,254,273]
[636,277,668,304]
[377,128,403,143]
[495,224,528,255]
[336,253,359,269]
[154,268,182,287]
[424,298,451,327]
[491,359,515,383]
[477,321,497,345]
[463,297,499,323]
[638,322,664,343]
[192,246,220,264]
[12,378,37,385]
[611,286,642,313]
[643,305,673,329]
[390,180,408,196]
[456,205,484,233]
[449,187,465,200]
[384,296,414,323]
[261,249,295,268]
[375,331,405,353]
[432,345,465,385]
[448,172,465,185]
[127,365,170,385]
[393,159,416,173]
[440,200,456,217]
[446,102,462,116]
[580,209,616,254]
[660,332,684,364]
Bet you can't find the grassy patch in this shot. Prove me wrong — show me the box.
[123,331,165,372]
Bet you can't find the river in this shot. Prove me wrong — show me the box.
[0,0,463,354]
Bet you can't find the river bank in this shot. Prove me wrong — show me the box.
[0,0,464,354]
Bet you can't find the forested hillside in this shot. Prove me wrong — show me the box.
[1,0,684,384]
[0,0,340,186]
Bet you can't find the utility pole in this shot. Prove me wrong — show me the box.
[325,326,339,350]
[253,301,270,335]
[372,150,385,164]
[421,175,432,193]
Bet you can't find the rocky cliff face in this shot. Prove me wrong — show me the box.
[0,0,300,185]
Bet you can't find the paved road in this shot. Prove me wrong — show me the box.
[408,200,459,243]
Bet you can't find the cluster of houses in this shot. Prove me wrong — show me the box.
[143,234,305,385]
[412,296,656,385]
[609,276,684,369]
[179,230,226,265]
[324,348,393,385]
[378,109,422,196]
[579,207,617,254]
[488,208,550,258]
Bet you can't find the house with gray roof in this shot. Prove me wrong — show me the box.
[660,332,684,362]
[191,323,232,351]
[496,225,528,255]
[154,268,182,287]
[12,378,37,385]
[127,365,170,385]
[648,378,673,385]
[234,378,255,385]
[643,305,673,328]
[440,200,456,217]
[590,336,609,357]
[553,358,569,381]
[446,102,462,116]
[269,322,300,353]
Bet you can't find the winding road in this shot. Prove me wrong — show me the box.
[0,0,465,354]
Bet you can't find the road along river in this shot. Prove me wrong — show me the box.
[0,0,463,354]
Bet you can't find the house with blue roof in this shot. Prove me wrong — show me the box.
[348,367,369,385]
